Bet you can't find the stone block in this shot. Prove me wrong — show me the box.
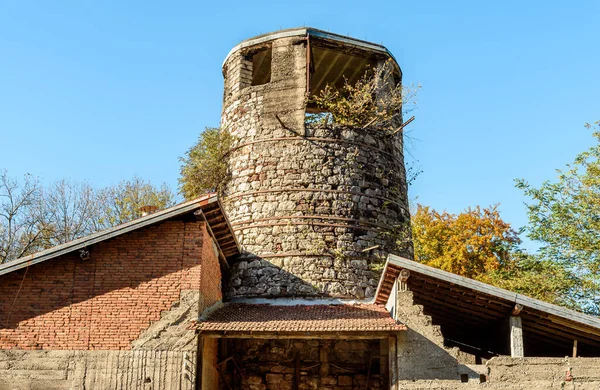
[337,375,352,386]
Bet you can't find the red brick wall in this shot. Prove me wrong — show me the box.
[0,218,222,350]
[200,231,222,310]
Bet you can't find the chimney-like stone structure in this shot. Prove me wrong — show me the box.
[220,28,411,299]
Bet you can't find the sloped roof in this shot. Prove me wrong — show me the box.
[193,303,406,337]
[0,194,239,277]
[376,254,600,357]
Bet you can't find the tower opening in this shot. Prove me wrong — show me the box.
[249,45,272,86]
[306,38,400,114]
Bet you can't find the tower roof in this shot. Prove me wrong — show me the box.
[223,27,400,74]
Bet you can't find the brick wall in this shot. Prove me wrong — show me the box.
[0,218,221,350]
[200,228,222,310]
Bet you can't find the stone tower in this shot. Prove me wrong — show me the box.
[221,28,411,300]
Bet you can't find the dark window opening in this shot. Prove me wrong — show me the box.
[480,374,487,383]
[306,44,379,113]
[460,374,469,383]
[250,46,272,86]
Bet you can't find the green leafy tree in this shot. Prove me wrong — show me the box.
[481,251,581,309]
[309,59,419,130]
[517,120,600,314]
[179,127,233,200]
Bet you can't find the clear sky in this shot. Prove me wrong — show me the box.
[1,1,599,250]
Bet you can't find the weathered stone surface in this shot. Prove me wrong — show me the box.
[221,36,412,299]
[0,350,196,390]
[390,289,600,389]
[220,339,385,390]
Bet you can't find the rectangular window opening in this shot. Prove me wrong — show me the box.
[306,44,378,114]
[251,46,272,86]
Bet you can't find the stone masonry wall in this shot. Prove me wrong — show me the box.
[0,218,221,350]
[221,35,411,300]
[219,338,385,390]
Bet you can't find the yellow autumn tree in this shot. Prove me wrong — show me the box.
[411,204,585,311]
[411,204,520,279]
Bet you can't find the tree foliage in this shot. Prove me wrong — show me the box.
[411,203,582,309]
[0,172,175,264]
[411,204,520,278]
[481,251,581,309]
[517,120,600,314]
[0,171,43,262]
[309,59,419,130]
[96,176,175,229]
[37,179,99,247]
[179,127,233,200]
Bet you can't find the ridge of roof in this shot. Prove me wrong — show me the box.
[376,254,600,331]
[0,194,236,277]
[192,302,406,334]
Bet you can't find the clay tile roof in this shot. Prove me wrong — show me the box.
[192,303,406,333]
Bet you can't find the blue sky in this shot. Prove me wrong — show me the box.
[1,1,599,250]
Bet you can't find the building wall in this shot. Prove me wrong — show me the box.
[0,350,196,390]
[221,35,411,300]
[201,338,220,390]
[390,289,600,389]
[0,218,221,350]
[218,338,386,390]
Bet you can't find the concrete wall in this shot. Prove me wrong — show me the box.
[391,289,600,389]
[0,350,196,390]
[221,35,411,300]
[391,357,600,389]
[483,357,600,389]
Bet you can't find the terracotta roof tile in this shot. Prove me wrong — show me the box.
[192,303,405,333]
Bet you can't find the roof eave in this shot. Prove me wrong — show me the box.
[222,27,400,74]
[196,329,405,339]
[376,254,600,332]
[0,194,240,277]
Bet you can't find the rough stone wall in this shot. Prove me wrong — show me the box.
[0,350,196,390]
[0,219,220,350]
[219,338,385,390]
[221,36,410,300]
[390,290,600,389]
[391,357,600,389]
[393,290,477,386]
[483,357,600,389]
